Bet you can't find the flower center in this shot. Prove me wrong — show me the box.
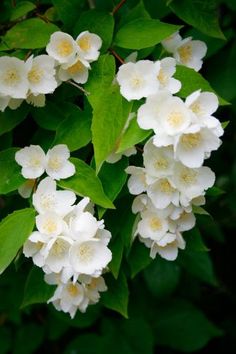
[149,217,162,231]
[29,156,42,168]
[190,101,203,115]
[159,179,174,194]
[51,239,68,257]
[78,243,93,263]
[28,65,44,84]
[155,157,169,170]
[180,132,202,149]
[77,36,91,51]
[157,68,167,85]
[130,75,143,89]
[67,283,79,297]
[167,111,184,128]
[40,193,56,210]
[47,157,62,171]
[43,219,57,234]
[180,168,197,185]
[4,68,20,86]
[178,44,192,63]
[57,40,73,57]
[67,60,84,75]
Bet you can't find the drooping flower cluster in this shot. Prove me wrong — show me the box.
[0,30,102,112]
[161,31,207,72]
[116,34,223,261]
[15,144,112,318]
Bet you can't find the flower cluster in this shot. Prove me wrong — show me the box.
[161,31,207,72]
[15,143,112,318]
[0,30,102,112]
[116,34,223,261]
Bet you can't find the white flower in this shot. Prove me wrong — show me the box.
[69,211,101,242]
[76,31,102,62]
[69,240,112,276]
[36,212,66,237]
[174,126,222,168]
[132,194,148,214]
[147,177,179,209]
[26,93,46,107]
[173,163,215,206]
[156,57,181,94]
[137,209,169,242]
[143,138,174,180]
[48,281,87,318]
[126,166,147,195]
[150,232,185,261]
[116,60,160,101]
[46,31,78,64]
[26,55,58,95]
[185,90,223,137]
[58,56,90,84]
[0,56,29,99]
[8,98,23,110]
[174,37,207,72]
[169,211,196,233]
[33,177,76,216]
[15,145,46,179]
[84,276,107,304]
[0,95,10,112]
[23,231,48,267]
[106,146,136,164]
[42,236,73,273]
[45,144,75,180]
[161,32,182,53]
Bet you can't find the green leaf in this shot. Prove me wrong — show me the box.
[0,104,30,136]
[118,1,151,28]
[117,113,152,153]
[114,19,181,49]
[10,1,36,21]
[144,257,181,298]
[154,299,222,351]
[192,205,210,216]
[184,227,209,252]
[0,148,25,194]
[52,0,84,28]
[101,271,129,318]
[4,18,59,49]
[21,266,55,308]
[53,107,91,151]
[74,10,115,52]
[92,84,132,172]
[31,101,65,131]
[128,240,152,278]
[168,0,225,40]
[109,235,124,279]
[175,65,229,105]
[58,157,114,209]
[13,323,44,354]
[221,120,230,129]
[207,186,225,197]
[0,208,35,274]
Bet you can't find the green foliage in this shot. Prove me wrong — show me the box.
[3,18,59,49]
[58,158,114,209]
[114,18,182,49]
[52,0,85,28]
[0,148,25,194]
[0,208,35,274]
[21,266,56,308]
[0,104,30,136]
[10,1,36,21]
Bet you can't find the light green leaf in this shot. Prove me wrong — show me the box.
[74,10,114,52]
[4,18,59,49]
[0,104,30,136]
[117,113,152,153]
[53,107,91,151]
[144,257,181,298]
[192,205,210,216]
[58,158,114,209]
[101,271,129,318]
[168,0,225,39]
[221,120,230,129]
[154,299,222,351]
[31,101,65,131]
[52,0,84,28]
[0,208,35,274]
[175,65,229,105]
[10,1,36,21]
[128,240,152,278]
[114,18,181,49]
[21,266,55,308]
[0,148,25,194]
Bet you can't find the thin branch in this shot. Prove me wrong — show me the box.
[112,0,127,15]
[109,49,125,64]
[67,80,90,95]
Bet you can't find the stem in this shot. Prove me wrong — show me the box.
[112,0,127,15]
[109,49,125,64]
[87,0,95,9]
[67,80,90,95]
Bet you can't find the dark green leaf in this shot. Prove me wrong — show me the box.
[114,19,181,49]
[0,104,30,136]
[52,0,85,28]
[21,266,55,308]
[58,158,114,209]
[0,148,25,194]
[31,101,65,131]
[0,208,35,274]
[10,1,36,21]
[128,239,152,278]
[109,235,124,279]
